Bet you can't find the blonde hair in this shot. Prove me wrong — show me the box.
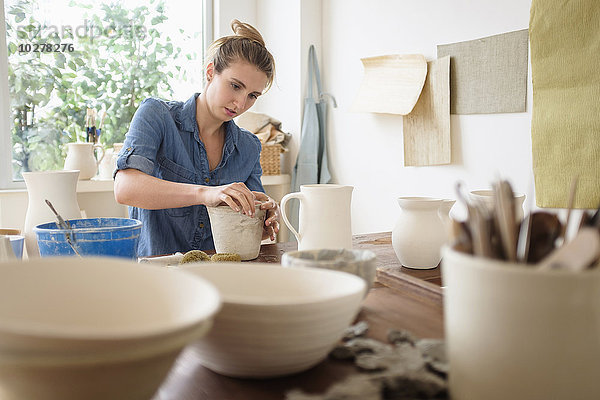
[205,19,275,91]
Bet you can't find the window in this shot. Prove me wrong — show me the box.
[1,0,210,188]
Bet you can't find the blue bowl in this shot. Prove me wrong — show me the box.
[34,218,142,259]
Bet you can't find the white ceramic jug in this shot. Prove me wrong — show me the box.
[98,143,124,180]
[97,148,114,179]
[23,170,82,257]
[470,189,526,222]
[280,184,353,251]
[392,197,453,269]
[64,143,105,180]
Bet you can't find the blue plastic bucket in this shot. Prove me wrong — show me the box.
[34,218,142,259]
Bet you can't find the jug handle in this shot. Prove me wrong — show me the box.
[93,144,105,167]
[280,192,304,243]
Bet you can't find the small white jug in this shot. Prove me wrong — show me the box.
[64,143,105,180]
[392,197,454,269]
[280,184,353,251]
[470,189,526,222]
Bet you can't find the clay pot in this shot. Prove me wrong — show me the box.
[207,205,266,260]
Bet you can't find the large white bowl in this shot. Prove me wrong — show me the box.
[0,257,221,400]
[181,263,366,378]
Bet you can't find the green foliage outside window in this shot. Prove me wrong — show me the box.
[5,0,196,179]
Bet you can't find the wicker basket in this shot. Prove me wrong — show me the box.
[259,144,284,175]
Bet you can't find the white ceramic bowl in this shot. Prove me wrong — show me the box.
[206,204,266,260]
[181,263,366,378]
[281,249,377,292]
[0,257,221,400]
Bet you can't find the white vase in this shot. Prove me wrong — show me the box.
[64,143,105,180]
[23,170,82,258]
[391,197,450,269]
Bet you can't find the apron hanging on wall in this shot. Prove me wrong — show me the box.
[289,45,337,234]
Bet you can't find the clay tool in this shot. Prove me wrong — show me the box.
[538,227,600,272]
[493,180,518,261]
[456,182,493,258]
[517,180,535,263]
[45,199,82,257]
[558,176,578,245]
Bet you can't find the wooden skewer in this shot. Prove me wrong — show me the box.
[516,178,535,263]
[456,182,493,258]
[494,180,517,262]
[559,176,579,244]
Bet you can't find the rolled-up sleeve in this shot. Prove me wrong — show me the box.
[115,98,166,176]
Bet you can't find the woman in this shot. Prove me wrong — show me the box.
[114,20,280,257]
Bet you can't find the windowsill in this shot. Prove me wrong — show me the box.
[0,178,115,194]
[1,175,289,195]
[77,178,115,193]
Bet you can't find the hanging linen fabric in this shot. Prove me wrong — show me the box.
[289,45,337,233]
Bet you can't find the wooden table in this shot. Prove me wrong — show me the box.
[153,232,444,400]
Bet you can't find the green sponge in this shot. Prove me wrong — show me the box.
[210,253,242,262]
[179,250,210,264]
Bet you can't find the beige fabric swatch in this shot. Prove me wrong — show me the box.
[403,56,451,166]
[530,0,600,208]
[437,29,529,114]
[352,54,427,115]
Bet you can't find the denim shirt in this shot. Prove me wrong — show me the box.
[115,93,264,257]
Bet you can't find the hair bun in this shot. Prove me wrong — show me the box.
[231,19,265,47]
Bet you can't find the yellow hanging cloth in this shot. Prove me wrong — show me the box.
[529,0,600,208]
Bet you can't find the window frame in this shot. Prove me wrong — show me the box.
[0,0,213,190]
[0,0,16,189]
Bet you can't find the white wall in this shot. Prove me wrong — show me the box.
[321,0,535,233]
[214,0,322,176]
[214,0,256,36]
[214,0,538,234]
[252,0,322,175]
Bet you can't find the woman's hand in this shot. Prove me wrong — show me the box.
[253,191,280,241]
[202,182,257,216]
